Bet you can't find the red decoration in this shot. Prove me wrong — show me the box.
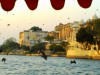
[0,0,93,11]
[77,0,92,8]
[50,0,65,10]
[25,0,38,10]
[0,0,16,11]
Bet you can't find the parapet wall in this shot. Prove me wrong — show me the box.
[67,49,100,60]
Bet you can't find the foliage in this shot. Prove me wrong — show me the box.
[54,45,65,52]
[29,46,36,53]
[30,26,42,31]
[76,19,100,50]
[60,41,69,48]
[29,43,46,53]
[44,35,54,42]
[49,44,65,53]
[21,45,30,51]
[49,44,56,52]
[0,45,3,52]
[76,27,94,44]
[1,37,20,54]
[93,19,100,39]
[93,19,100,49]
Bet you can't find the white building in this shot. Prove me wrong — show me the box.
[19,30,48,47]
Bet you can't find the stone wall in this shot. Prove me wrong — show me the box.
[66,49,100,60]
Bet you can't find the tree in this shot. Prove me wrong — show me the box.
[30,26,42,31]
[29,43,46,54]
[44,35,54,43]
[21,45,30,51]
[76,18,100,50]
[1,37,20,54]
[29,46,36,53]
[49,44,56,52]
[54,45,65,52]
[76,27,94,49]
[49,44,65,53]
[93,19,100,49]
[60,41,69,54]
[0,45,3,52]
[60,41,69,48]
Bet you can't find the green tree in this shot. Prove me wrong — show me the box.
[29,43,46,54]
[35,43,46,51]
[29,46,36,53]
[93,19,100,49]
[21,45,30,51]
[1,37,20,54]
[49,44,56,52]
[49,44,65,53]
[60,41,69,55]
[45,35,54,43]
[60,41,69,48]
[54,45,65,52]
[30,26,42,31]
[76,27,94,49]
[0,45,3,52]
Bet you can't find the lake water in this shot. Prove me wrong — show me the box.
[0,55,100,75]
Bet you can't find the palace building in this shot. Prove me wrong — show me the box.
[19,30,48,47]
[19,14,99,49]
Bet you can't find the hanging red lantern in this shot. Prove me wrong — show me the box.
[0,0,16,11]
[25,0,38,10]
[50,0,65,10]
[77,0,92,8]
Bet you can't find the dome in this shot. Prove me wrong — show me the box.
[72,24,78,28]
[79,19,85,25]
[59,23,63,25]
[86,19,93,25]
[87,19,92,23]
[87,19,91,22]
[72,21,79,28]
[92,14,98,20]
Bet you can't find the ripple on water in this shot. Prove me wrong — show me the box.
[0,55,100,75]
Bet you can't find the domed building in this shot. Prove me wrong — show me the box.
[92,14,98,20]
[55,23,63,31]
[86,19,93,26]
[91,14,99,27]
[79,19,86,27]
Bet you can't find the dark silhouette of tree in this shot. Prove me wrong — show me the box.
[30,43,46,54]
[0,45,3,52]
[60,41,69,48]
[49,44,65,53]
[21,45,30,51]
[93,19,100,50]
[30,26,42,31]
[60,41,69,54]
[44,35,54,43]
[49,44,56,53]
[29,46,36,53]
[54,45,65,52]
[1,37,20,54]
[76,27,94,49]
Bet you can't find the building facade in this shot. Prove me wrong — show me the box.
[19,30,48,47]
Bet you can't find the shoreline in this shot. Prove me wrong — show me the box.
[1,50,100,60]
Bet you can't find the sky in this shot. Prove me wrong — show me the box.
[0,0,100,45]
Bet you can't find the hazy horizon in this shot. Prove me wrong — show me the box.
[0,0,100,45]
